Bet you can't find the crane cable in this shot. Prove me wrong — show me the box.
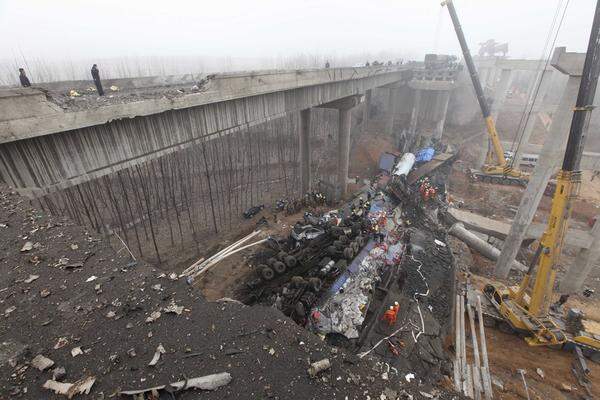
[508,0,565,160]
[509,0,571,169]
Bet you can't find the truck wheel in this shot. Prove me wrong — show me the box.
[333,240,345,249]
[272,261,287,274]
[277,251,288,261]
[330,227,344,238]
[343,247,354,260]
[308,277,322,292]
[339,235,349,244]
[351,241,360,252]
[261,266,275,281]
[267,257,277,267]
[356,235,365,247]
[328,245,338,256]
[284,255,297,268]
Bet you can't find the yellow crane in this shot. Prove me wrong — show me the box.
[442,0,528,186]
[449,0,600,355]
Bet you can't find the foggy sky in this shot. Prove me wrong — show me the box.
[0,0,596,74]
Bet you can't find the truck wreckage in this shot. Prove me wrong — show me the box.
[235,149,459,383]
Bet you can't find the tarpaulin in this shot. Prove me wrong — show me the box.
[415,147,435,163]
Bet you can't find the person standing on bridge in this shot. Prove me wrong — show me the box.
[18,68,31,87]
[91,64,104,96]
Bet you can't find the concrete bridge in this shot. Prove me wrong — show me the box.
[0,66,423,198]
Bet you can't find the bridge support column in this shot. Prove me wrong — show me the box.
[495,72,580,279]
[561,216,600,293]
[299,108,312,193]
[318,95,360,200]
[338,107,352,199]
[363,89,371,133]
[514,71,553,165]
[491,69,513,120]
[433,91,450,140]
[409,89,422,135]
[385,88,398,136]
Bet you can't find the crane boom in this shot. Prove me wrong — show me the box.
[442,0,526,182]
[482,0,600,352]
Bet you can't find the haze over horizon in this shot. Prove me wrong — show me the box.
[0,0,595,83]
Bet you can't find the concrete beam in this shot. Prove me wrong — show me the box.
[318,95,361,110]
[551,46,586,76]
[0,67,411,197]
[0,65,410,144]
[495,59,553,71]
[408,80,456,91]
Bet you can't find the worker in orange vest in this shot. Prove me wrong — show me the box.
[382,301,400,326]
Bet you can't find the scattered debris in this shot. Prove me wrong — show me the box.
[121,372,232,396]
[31,354,54,371]
[148,344,166,366]
[145,311,161,323]
[536,368,545,379]
[52,366,66,381]
[54,337,69,349]
[24,274,40,284]
[163,302,184,315]
[4,305,16,316]
[560,383,572,392]
[40,288,51,298]
[43,376,95,398]
[70,347,83,357]
[308,358,331,377]
[405,373,415,383]
[20,241,33,252]
[85,276,97,282]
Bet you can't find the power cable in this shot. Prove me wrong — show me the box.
[510,0,571,168]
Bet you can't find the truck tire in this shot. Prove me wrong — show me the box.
[351,241,359,253]
[356,235,365,247]
[330,227,344,238]
[267,257,277,267]
[343,247,354,261]
[261,266,275,281]
[338,235,349,244]
[308,277,322,292]
[272,261,287,274]
[328,245,338,256]
[284,255,297,268]
[277,251,288,261]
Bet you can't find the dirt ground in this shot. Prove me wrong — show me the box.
[0,186,462,399]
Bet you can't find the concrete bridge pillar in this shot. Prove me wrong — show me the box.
[433,90,451,141]
[318,95,361,199]
[385,87,399,136]
[338,107,352,199]
[363,89,372,133]
[409,89,422,135]
[495,47,583,278]
[299,108,311,193]
[561,216,600,293]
